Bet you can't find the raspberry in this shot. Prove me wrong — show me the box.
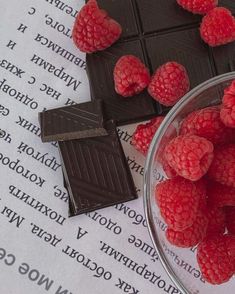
[165,135,214,181]
[148,62,190,106]
[206,207,226,236]
[114,55,150,97]
[166,209,208,248]
[155,177,200,231]
[221,80,235,128]
[208,144,235,188]
[131,116,164,155]
[207,180,235,207]
[72,0,122,53]
[180,106,235,145]
[197,235,235,284]
[200,7,235,47]
[177,0,218,15]
[225,207,235,235]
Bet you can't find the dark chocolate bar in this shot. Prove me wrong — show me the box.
[59,121,137,216]
[39,100,107,142]
[86,0,235,125]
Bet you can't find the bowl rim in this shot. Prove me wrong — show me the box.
[143,71,235,294]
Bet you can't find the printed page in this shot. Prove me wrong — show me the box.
[0,1,208,293]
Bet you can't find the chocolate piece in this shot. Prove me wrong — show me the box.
[39,100,107,142]
[59,121,137,215]
[86,0,235,125]
[144,28,214,88]
[95,0,138,39]
[135,0,200,34]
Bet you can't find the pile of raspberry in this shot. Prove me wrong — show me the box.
[133,80,235,285]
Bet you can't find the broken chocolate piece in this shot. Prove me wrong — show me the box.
[39,100,107,142]
[59,121,137,215]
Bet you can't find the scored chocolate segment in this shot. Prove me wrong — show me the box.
[86,40,158,125]
[59,121,137,216]
[96,0,138,39]
[144,28,214,87]
[39,100,108,142]
[135,0,200,34]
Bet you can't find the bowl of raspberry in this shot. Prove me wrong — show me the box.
[143,72,235,294]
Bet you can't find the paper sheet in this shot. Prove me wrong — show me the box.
[0,1,229,293]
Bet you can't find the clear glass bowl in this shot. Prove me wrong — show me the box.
[144,72,235,294]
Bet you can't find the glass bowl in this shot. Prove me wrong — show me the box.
[144,72,235,294]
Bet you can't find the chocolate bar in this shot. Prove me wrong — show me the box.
[39,100,107,142]
[86,0,235,125]
[59,121,137,216]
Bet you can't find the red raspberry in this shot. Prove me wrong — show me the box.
[225,207,235,235]
[165,135,214,181]
[72,0,122,53]
[114,55,150,97]
[148,62,190,106]
[208,144,235,188]
[180,106,235,145]
[155,177,200,231]
[131,116,164,155]
[207,180,235,207]
[197,235,235,284]
[177,0,218,15]
[221,80,235,128]
[206,207,226,236]
[200,7,235,47]
[166,209,208,248]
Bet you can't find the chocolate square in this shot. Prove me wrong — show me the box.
[136,0,200,34]
[59,121,137,215]
[96,0,139,38]
[144,28,215,87]
[39,100,108,142]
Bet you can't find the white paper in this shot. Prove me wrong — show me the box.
[0,1,232,294]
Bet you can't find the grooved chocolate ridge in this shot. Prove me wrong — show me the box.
[39,100,107,142]
[59,121,137,216]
